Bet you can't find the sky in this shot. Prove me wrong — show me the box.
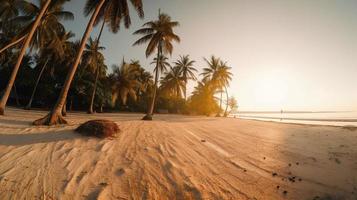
[62,0,357,111]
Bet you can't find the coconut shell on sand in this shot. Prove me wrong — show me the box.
[75,119,120,138]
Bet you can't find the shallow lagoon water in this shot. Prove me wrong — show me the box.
[233,111,357,126]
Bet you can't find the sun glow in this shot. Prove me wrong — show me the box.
[251,68,289,110]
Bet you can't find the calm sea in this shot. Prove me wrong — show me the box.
[231,111,357,126]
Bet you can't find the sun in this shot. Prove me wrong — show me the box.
[251,68,289,110]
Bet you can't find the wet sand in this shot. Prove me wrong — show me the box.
[0,108,357,199]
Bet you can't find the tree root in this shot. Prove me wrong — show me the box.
[142,114,153,121]
[33,112,68,126]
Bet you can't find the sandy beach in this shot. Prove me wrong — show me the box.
[0,108,356,200]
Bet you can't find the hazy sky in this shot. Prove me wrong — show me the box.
[63,0,357,111]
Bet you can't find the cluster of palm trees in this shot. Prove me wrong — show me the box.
[0,0,235,125]
[189,56,234,116]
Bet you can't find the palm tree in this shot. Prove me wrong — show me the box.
[201,56,233,117]
[201,56,222,116]
[82,37,105,114]
[227,96,238,115]
[0,0,23,20]
[133,11,180,120]
[152,55,171,75]
[33,0,144,125]
[190,79,219,116]
[201,56,221,82]
[128,60,153,94]
[174,55,196,100]
[109,60,141,106]
[25,31,74,110]
[0,0,32,53]
[217,61,233,116]
[160,66,185,99]
[0,0,74,54]
[0,0,52,115]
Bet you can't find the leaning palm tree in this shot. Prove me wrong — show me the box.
[83,37,105,114]
[33,0,144,125]
[0,0,52,115]
[133,11,180,120]
[173,55,196,100]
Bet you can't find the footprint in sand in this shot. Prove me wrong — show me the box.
[115,168,125,176]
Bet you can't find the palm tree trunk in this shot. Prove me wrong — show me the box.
[224,85,229,117]
[33,0,106,125]
[25,58,49,110]
[0,35,27,54]
[62,99,67,116]
[143,42,161,120]
[0,0,51,115]
[184,82,187,101]
[216,90,222,117]
[177,85,180,99]
[87,19,105,114]
[88,66,99,114]
[99,104,103,113]
[13,83,20,106]
[97,18,106,43]
[220,90,222,110]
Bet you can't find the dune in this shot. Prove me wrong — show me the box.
[0,108,356,199]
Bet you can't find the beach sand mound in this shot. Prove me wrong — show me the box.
[75,119,120,138]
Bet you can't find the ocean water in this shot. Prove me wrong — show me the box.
[231,111,357,126]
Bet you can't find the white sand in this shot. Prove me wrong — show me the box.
[0,107,357,199]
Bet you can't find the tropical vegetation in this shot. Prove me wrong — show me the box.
[0,1,236,126]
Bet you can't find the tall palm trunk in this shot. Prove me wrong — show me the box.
[177,85,180,99]
[224,85,229,117]
[0,0,51,115]
[25,58,49,110]
[216,90,222,117]
[62,99,67,116]
[143,42,161,120]
[88,66,99,114]
[33,0,106,125]
[96,18,106,43]
[0,35,27,54]
[13,83,20,106]
[184,81,187,101]
[219,90,222,110]
[88,19,105,114]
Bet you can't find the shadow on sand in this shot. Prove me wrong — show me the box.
[0,118,32,126]
[0,130,83,146]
